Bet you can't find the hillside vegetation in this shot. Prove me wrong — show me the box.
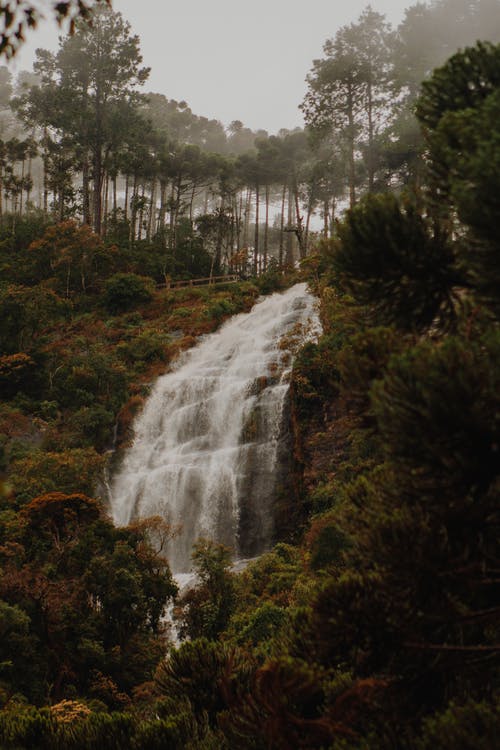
[0,1,499,748]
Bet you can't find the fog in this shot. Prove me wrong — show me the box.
[7,0,409,132]
[6,0,500,133]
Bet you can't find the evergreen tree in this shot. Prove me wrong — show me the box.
[302,8,397,205]
[331,193,460,332]
[14,4,149,234]
[417,41,500,311]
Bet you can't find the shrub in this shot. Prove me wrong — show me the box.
[155,639,251,726]
[235,602,287,647]
[9,448,105,505]
[28,221,109,295]
[116,331,168,366]
[291,335,341,418]
[104,274,154,313]
[169,306,192,320]
[52,352,127,412]
[255,262,286,294]
[0,707,57,749]
[418,699,500,749]
[306,512,350,570]
[68,405,116,450]
[204,297,238,321]
[176,540,235,641]
[0,284,69,353]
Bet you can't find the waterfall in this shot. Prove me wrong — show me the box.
[110,283,319,572]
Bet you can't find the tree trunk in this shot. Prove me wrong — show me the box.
[129,174,138,244]
[43,152,49,216]
[82,156,91,225]
[41,128,49,216]
[93,152,103,235]
[168,182,176,254]
[158,179,167,236]
[347,81,356,208]
[286,186,294,267]
[264,184,269,271]
[124,174,129,221]
[253,183,260,276]
[103,172,109,238]
[26,147,33,211]
[19,157,25,216]
[65,262,71,299]
[58,182,64,222]
[279,183,286,270]
[188,184,196,224]
[236,190,243,250]
[294,181,306,260]
[138,182,146,240]
[214,199,225,275]
[366,73,375,193]
[305,197,313,256]
[229,202,235,263]
[147,178,156,241]
[172,178,183,256]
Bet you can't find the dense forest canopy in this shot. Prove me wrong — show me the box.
[0,0,499,747]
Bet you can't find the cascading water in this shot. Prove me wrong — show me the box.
[110,283,319,572]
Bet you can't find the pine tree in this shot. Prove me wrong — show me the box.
[331,193,459,332]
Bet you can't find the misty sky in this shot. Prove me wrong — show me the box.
[8,0,410,133]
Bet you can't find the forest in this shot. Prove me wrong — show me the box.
[0,0,499,747]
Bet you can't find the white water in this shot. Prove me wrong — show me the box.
[110,283,319,572]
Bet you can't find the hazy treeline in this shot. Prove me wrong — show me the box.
[0,0,498,278]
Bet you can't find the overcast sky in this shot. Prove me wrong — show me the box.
[8,0,410,133]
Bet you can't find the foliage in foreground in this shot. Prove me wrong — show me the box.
[2,35,500,750]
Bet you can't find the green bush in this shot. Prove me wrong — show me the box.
[116,331,168,365]
[308,515,350,570]
[53,352,127,412]
[418,699,500,749]
[104,274,154,314]
[203,297,238,321]
[255,262,286,294]
[169,306,192,319]
[68,405,116,450]
[235,602,287,646]
[291,335,341,418]
[156,639,251,726]
[0,707,57,749]
[134,713,194,749]
[9,447,105,505]
[0,284,69,354]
